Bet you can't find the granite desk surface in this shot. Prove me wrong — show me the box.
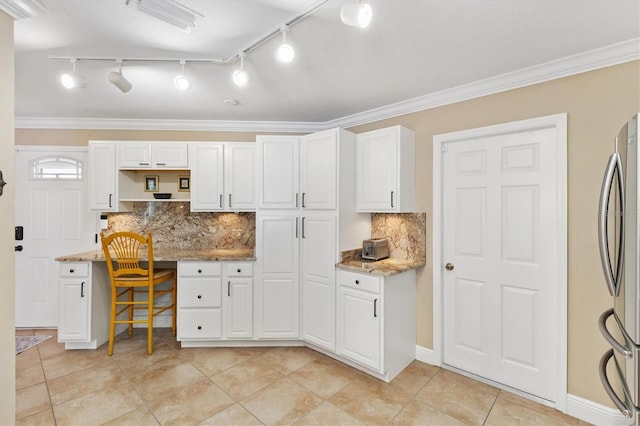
[55,248,255,262]
[336,257,424,276]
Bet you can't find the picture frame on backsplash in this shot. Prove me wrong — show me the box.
[144,175,159,192]
[178,176,190,192]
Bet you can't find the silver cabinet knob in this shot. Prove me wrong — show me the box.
[445,263,454,271]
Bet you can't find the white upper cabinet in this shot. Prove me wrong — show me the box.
[225,143,256,211]
[118,142,188,169]
[189,143,225,211]
[300,130,337,210]
[89,141,118,211]
[257,135,300,209]
[356,126,415,212]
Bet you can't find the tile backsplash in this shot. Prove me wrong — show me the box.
[371,212,426,263]
[106,202,255,250]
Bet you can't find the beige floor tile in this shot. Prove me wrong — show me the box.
[329,374,412,424]
[102,407,160,425]
[415,370,499,425]
[113,342,183,378]
[390,360,440,396]
[37,338,67,361]
[129,361,208,404]
[179,346,259,377]
[41,347,113,380]
[15,407,55,426]
[257,346,319,375]
[212,357,284,400]
[15,382,51,420]
[53,383,146,426]
[146,378,235,425]
[200,402,264,425]
[16,346,41,368]
[288,356,359,399]
[391,400,468,425]
[242,377,323,425]
[16,361,46,391]
[485,392,578,426]
[16,329,36,336]
[294,401,365,426]
[47,362,128,405]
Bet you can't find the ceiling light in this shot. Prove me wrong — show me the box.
[108,60,132,93]
[127,0,203,33]
[232,54,251,87]
[275,26,295,64]
[60,59,86,90]
[340,1,372,28]
[174,60,190,90]
[0,0,45,20]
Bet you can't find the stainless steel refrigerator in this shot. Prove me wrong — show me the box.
[599,113,640,426]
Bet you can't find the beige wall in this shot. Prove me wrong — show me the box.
[15,60,640,406]
[1,10,15,422]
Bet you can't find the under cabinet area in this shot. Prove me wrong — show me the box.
[118,169,191,202]
[337,269,416,382]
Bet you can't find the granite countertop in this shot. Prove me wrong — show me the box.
[336,249,425,276]
[55,248,255,262]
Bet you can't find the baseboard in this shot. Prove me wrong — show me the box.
[565,394,628,426]
[415,344,440,366]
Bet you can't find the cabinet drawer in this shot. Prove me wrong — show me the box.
[60,262,89,278]
[178,309,222,339]
[339,271,380,294]
[179,278,222,308]
[225,262,253,277]
[178,261,222,277]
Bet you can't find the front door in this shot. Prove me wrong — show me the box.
[442,126,561,401]
[15,147,97,327]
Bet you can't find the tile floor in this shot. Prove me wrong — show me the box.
[16,328,588,425]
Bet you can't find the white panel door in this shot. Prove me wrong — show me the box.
[443,128,558,401]
[300,130,337,210]
[88,142,117,211]
[225,143,255,211]
[337,286,381,371]
[301,214,337,350]
[189,143,224,211]
[256,213,300,338]
[225,278,253,338]
[15,148,97,327]
[356,128,398,211]
[257,136,299,210]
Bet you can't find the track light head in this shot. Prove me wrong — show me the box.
[108,61,132,93]
[60,59,86,89]
[275,26,295,63]
[340,1,372,28]
[174,60,190,90]
[232,53,251,87]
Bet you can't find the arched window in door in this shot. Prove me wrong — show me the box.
[30,156,83,180]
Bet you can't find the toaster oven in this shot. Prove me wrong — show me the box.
[362,238,390,261]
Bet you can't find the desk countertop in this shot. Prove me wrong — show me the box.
[55,248,255,262]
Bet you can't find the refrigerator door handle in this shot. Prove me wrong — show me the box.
[599,349,633,418]
[598,309,633,358]
[598,152,625,297]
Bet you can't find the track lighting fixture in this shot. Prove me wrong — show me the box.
[174,60,190,90]
[275,26,295,64]
[0,0,45,20]
[127,0,203,33]
[60,59,86,90]
[232,53,251,87]
[108,60,132,93]
[340,0,372,28]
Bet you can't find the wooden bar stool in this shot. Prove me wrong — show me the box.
[100,231,176,355]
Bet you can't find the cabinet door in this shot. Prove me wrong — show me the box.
[189,143,224,211]
[338,286,381,371]
[154,143,189,169]
[357,128,398,211]
[89,142,117,211]
[256,214,299,338]
[225,143,256,211]
[118,142,152,168]
[257,136,300,209]
[58,279,90,341]
[300,130,337,210]
[225,278,253,338]
[301,214,336,350]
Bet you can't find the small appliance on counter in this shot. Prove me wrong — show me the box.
[362,238,390,261]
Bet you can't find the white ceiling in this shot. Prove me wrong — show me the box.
[10,0,640,127]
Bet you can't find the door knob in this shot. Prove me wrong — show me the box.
[445,262,454,271]
[15,245,23,252]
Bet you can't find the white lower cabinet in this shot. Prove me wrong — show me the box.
[177,261,253,343]
[58,262,111,349]
[337,269,416,382]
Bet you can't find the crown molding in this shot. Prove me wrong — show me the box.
[15,38,639,132]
